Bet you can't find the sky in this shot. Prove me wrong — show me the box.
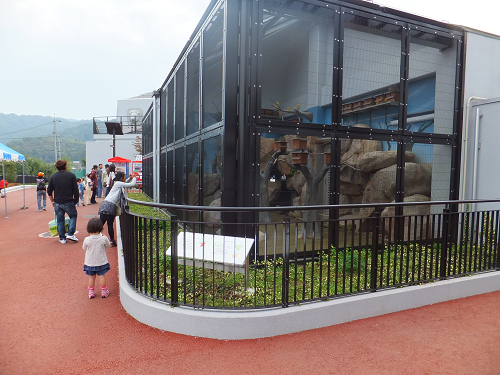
[1,0,499,121]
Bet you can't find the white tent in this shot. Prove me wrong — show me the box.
[0,142,26,218]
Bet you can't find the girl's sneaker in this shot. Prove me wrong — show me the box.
[101,287,109,298]
[88,287,95,299]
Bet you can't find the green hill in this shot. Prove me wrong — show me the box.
[0,113,93,164]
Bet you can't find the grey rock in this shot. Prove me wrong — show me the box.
[356,150,416,173]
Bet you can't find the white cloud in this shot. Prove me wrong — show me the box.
[0,0,210,119]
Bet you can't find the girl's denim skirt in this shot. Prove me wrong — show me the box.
[83,263,110,276]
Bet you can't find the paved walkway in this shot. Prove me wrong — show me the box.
[1,187,500,374]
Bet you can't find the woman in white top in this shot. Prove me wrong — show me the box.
[85,174,92,205]
[98,171,136,246]
[104,164,116,198]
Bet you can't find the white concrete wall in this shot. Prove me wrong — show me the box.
[85,134,139,174]
[116,218,500,340]
[86,96,152,173]
[460,31,500,204]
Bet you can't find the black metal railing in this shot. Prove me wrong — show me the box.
[92,116,143,135]
[119,195,500,309]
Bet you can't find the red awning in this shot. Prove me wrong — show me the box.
[108,156,131,163]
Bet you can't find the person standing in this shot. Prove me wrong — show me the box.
[85,174,92,205]
[101,164,108,198]
[47,160,79,244]
[82,218,111,299]
[104,164,115,198]
[77,178,85,207]
[96,164,103,198]
[89,165,98,204]
[0,179,7,198]
[36,172,48,211]
[98,172,136,247]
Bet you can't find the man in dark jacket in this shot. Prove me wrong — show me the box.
[47,160,79,244]
[89,165,98,204]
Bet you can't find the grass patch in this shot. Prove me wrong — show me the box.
[132,241,495,308]
[127,192,170,220]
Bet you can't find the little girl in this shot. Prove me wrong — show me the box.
[82,218,111,299]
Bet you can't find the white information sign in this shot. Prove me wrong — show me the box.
[166,232,254,267]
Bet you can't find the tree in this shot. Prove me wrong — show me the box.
[15,156,56,177]
[260,150,288,222]
[3,161,18,183]
[132,136,142,154]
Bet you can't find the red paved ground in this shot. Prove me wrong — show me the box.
[2,187,500,374]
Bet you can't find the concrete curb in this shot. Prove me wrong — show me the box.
[116,218,500,340]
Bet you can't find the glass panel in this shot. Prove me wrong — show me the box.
[202,4,224,128]
[342,14,402,129]
[143,156,153,198]
[339,136,397,214]
[186,142,200,205]
[160,152,166,203]
[187,40,200,136]
[143,113,153,155]
[259,133,330,212]
[167,80,174,144]
[260,2,334,125]
[175,64,185,141]
[409,30,457,135]
[174,147,185,207]
[382,143,452,241]
[258,132,330,257]
[201,136,222,207]
[167,150,174,204]
[186,142,200,222]
[404,142,450,206]
[160,89,166,147]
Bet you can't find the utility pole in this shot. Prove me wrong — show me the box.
[57,134,62,161]
[53,116,61,163]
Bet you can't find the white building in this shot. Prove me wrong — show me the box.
[86,93,152,172]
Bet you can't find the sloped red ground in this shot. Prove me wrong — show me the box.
[1,187,500,375]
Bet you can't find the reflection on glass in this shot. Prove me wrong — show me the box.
[174,147,185,207]
[259,134,330,217]
[187,40,200,136]
[186,142,200,222]
[339,135,398,220]
[405,143,450,204]
[167,81,174,144]
[160,153,166,203]
[142,114,152,155]
[201,136,222,224]
[260,3,334,125]
[342,15,401,129]
[409,30,457,135]
[167,151,174,204]
[202,5,224,128]
[186,143,200,205]
[175,63,185,141]
[160,89,166,147]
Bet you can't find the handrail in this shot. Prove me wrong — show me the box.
[120,191,500,310]
[123,191,500,213]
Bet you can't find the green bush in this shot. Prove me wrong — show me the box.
[3,161,17,183]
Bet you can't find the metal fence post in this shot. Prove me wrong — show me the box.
[440,207,450,279]
[370,212,380,292]
[282,214,290,307]
[170,215,179,306]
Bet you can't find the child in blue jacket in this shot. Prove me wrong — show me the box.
[77,178,85,207]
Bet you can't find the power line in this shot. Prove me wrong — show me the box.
[1,121,54,136]
[1,120,91,137]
